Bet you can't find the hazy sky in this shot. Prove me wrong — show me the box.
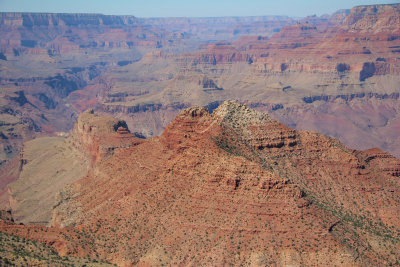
[0,0,398,17]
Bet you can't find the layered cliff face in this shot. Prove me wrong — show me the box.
[0,12,176,54]
[96,3,400,159]
[181,3,400,75]
[2,102,400,266]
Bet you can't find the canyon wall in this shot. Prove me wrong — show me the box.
[95,3,400,158]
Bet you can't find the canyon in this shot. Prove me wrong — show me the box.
[0,3,400,266]
[1,4,399,168]
[0,12,299,207]
[96,3,400,158]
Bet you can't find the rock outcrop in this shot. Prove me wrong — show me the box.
[71,109,142,165]
[7,110,141,226]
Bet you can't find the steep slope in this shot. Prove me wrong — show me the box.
[2,102,398,266]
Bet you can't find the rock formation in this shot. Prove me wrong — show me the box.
[2,102,399,266]
[7,110,141,226]
[2,4,400,265]
[94,3,400,160]
[0,11,300,198]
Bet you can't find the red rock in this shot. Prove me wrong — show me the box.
[2,101,399,266]
[71,109,142,165]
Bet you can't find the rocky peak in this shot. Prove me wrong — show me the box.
[329,9,351,24]
[360,148,400,177]
[211,101,297,153]
[162,101,296,153]
[163,101,273,138]
[212,100,272,126]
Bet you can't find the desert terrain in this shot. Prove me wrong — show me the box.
[0,3,400,266]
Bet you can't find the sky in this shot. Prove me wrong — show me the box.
[0,0,398,18]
